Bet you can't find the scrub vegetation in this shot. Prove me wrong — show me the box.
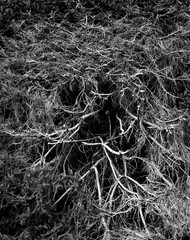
[1,0,190,239]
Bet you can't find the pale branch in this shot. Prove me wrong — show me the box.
[92,165,110,233]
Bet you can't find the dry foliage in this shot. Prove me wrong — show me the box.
[0,0,190,240]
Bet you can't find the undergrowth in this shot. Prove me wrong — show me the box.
[1,0,190,239]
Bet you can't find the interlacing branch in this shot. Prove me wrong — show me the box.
[83,137,156,197]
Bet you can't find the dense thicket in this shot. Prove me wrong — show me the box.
[1,0,190,240]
